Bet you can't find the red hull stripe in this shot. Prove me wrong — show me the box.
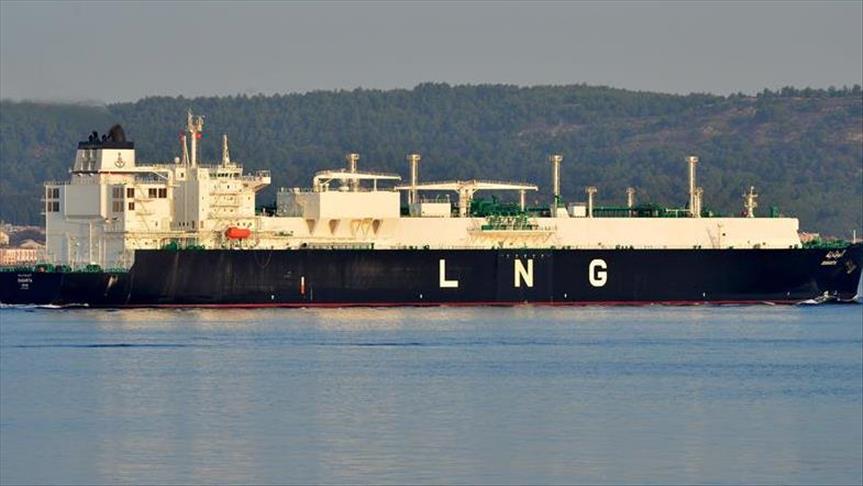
[116,299,802,309]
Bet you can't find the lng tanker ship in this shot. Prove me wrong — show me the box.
[1,112,861,307]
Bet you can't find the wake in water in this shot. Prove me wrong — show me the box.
[797,294,838,306]
[798,272,863,305]
[8,343,194,349]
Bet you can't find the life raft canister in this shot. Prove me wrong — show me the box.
[225,226,252,240]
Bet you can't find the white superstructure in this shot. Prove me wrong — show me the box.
[43,113,802,269]
[45,115,270,268]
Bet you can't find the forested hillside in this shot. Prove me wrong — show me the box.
[1,84,861,236]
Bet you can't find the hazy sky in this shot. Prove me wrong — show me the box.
[1,1,861,102]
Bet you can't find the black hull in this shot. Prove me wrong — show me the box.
[2,246,862,307]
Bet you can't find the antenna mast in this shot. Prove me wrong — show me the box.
[222,134,231,166]
[180,134,189,166]
[187,110,204,167]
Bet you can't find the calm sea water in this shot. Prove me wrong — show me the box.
[1,305,861,485]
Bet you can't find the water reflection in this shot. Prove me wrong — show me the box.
[1,306,860,484]
[63,304,818,331]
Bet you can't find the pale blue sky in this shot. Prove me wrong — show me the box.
[1,1,861,102]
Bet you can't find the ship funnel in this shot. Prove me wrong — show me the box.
[626,187,636,209]
[687,155,699,218]
[549,154,563,216]
[346,153,360,191]
[407,153,421,205]
[586,186,598,218]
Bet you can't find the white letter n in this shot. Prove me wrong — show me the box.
[514,259,534,288]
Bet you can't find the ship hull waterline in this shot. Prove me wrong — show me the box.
[2,246,861,307]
